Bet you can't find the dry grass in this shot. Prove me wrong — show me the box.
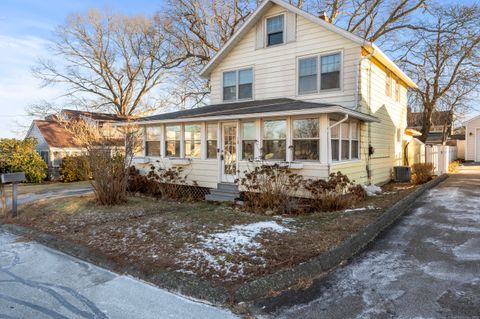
[1,181,418,290]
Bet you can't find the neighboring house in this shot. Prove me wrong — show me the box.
[121,0,417,195]
[465,115,480,161]
[407,110,453,144]
[26,109,127,178]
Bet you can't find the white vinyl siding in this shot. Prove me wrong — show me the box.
[210,4,360,108]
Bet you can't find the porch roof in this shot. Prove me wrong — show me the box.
[124,98,379,125]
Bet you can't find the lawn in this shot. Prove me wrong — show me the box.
[1,181,417,293]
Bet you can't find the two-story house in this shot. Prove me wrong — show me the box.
[124,0,417,197]
[26,109,127,179]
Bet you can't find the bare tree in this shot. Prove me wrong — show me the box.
[402,4,480,143]
[32,10,180,117]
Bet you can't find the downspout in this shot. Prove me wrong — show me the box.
[327,114,349,176]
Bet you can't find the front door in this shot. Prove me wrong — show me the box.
[221,122,237,183]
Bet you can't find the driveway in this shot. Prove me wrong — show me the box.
[267,165,480,318]
[0,231,237,319]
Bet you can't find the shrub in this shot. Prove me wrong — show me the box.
[448,160,460,173]
[60,155,91,182]
[303,172,366,212]
[238,164,304,215]
[0,138,47,183]
[411,163,434,185]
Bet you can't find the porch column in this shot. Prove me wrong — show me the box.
[320,114,329,164]
[142,126,147,157]
[180,124,185,158]
[286,116,293,162]
[200,122,207,160]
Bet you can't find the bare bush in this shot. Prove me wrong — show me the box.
[411,163,434,185]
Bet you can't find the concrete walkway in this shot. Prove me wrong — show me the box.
[0,231,237,319]
[269,165,480,318]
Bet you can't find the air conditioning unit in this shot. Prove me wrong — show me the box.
[394,166,411,182]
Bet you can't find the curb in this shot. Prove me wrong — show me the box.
[234,174,449,304]
[0,174,448,309]
[0,223,230,306]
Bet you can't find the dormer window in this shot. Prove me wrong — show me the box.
[223,68,253,101]
[266,15,284,46]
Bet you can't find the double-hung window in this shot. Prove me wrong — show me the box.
[206,124,218,159]
[330,120,359,161]
[263,120,286,160]
[165,125,181,157]
[242,122,256,160]
[386,72,392,97]
[145,126,161,157]
[298,53,341,94]
[223,68,253,101]
[184,124,201,158]
[298,57,318,94]
[293,118,319,160]
[321,54,341,90]
[395,79,401,102]
[266,15,284,46]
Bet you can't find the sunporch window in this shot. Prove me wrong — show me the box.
[242,122,256,160]
[293,118,319,160]
[184,124,201,158]
[263,120,286,160]
[330,120,360,161]
[145,126,161,157]
[206,123,218,159]
[165,125,181,158]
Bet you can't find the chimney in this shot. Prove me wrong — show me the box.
[318,11,330,23]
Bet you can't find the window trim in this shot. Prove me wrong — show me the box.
[165,124,182,158]
[206,123,218,160]
[330,119,360,163]
[395,78,401,102]
[222,67,254,102]
[265,13,286,47]
[297,51,343,96]
[292,117,320,161]
[184,123,201,159]
[386,71,392,97]
[262,118,287,161]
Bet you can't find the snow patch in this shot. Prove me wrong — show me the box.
[362,184,382,196]
[176,221,292,279]
[344,205,377,213]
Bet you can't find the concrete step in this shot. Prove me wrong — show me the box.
[217,183,239,192]
[211,188,240,197]
[205,193,237,202]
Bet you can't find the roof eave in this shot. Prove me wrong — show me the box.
[115,106,379,126]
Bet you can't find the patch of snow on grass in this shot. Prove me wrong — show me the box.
[177,221,292,279]
[362,184,382,196]
[344,205,377,213]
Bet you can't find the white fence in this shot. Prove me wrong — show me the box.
[425,145,457,175]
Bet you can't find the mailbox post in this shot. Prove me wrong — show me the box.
[0,172,26,217]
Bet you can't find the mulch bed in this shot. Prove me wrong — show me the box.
[0,181,418,294]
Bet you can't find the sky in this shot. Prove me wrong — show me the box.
[0,0,165,138]
[0,0,478,138]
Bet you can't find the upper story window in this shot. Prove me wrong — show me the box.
[395,79,401,102]
[298,53,341,95]
[145,126,161,157]
[223,68,253,101]
[386,72,392,97]
[266,15,284,46]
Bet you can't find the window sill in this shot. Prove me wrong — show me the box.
[170,158,192,166]
[243,160,304,169]
[331,159,362,165]
[133,157,151,164]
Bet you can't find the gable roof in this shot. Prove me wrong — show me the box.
[123,98,379,124]
[32,120,82,148]
[199,0,417,89]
